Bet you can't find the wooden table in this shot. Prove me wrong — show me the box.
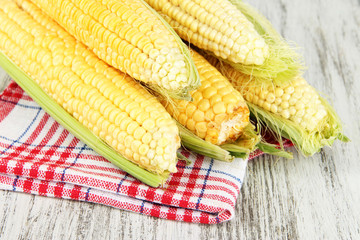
[1,0,359,239]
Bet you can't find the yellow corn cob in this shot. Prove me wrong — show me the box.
[207,55,348,156]
[144,0,269,65]
[24,0,199,98]
[162,50,250,145]
[0,0,180,173]
[213,61,327,132]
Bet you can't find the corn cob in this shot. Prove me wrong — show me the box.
[0,0,181,174]
[25,0,200,100]
[162,50,250,145]
[208,56,348,156]
[224,0,303,85]
[144,0,269,65]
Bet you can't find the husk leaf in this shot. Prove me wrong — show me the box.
[177,122,235,162]
[256,142,293,159]
[178,121,263,161]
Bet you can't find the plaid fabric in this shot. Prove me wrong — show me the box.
[0,81,264,224]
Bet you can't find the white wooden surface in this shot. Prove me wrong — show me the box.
[1,0,360,239]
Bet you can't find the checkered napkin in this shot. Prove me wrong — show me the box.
[0,81,263,224]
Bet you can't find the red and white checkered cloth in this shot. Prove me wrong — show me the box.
[0,81,264,224]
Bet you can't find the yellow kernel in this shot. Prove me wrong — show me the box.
[257,99,264,107]
[124,135,134,148]
[270,104,277,113]
[114,112,128,125]
[205,109,215,120]
[186,103,197,116]
[296,101,305,110]
[153,131,161,140]
[140,156,150,165]
[136,112,150,124]
[117,142,125,152]
[119,117,132,130]
[260,91,267,100]
[139,144,150,155]
[289,107,296,115]
[134,127,146,140]
[133,153,140,162]
[281,102,289,109]
[187,119,196,131]
[124,148,133,159]
[296,109,305,118]
[285,86,295,94]
[203,87,217,99]
[193,110,205,122]
[117,131,127,144]
[245,92,253,102]
[213,102,226,114]
[266,93,276,103]
[195,122,207,133]
[197,130,206,139]
[101,120,110,132]
[154,38,167,49]
[130,63,139,74]
[178,113,188,125]
[214,113,227,125]
[126,122,138,135]
[142,132,152,144]
[222,93,237,104]
[274,97,282,105]
[198,99,210,112]
[123,44,135,59]
[192,91,203,102]
[226,103,235,114]
[129,108,142,119]
[275,88,284,97]
[156,146,164,155]
[150,140,157,149]
[108,124,116,133]
[281,110,290,119]
[158,138,168,147]
[136,53,148,67]
[142,119,155,131]
[293,89,303,99]
[131,140,142,153]
[282,94,290,101]
[261,102,270,111]
[125,102,139,113]
[210,94,222,105]
[289,97,297,106]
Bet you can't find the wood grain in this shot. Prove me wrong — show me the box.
[0,0,360,239]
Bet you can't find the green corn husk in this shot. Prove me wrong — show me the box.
[256,142,293,159]
[248,101,349,156]
[178,120,292,161]
[0,51,170,187]
[221,123,293,159]
[177,151,191,165]
[221,123,260,158]
[177,122,235,162]
[218,0,304,85]
[178,121,261,162]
